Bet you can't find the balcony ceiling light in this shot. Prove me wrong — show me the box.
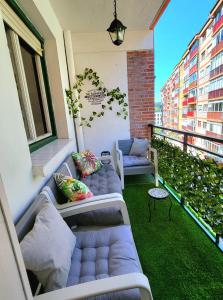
[107,0,127,46]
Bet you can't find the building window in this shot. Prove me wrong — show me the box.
[201,51,205,61]
[3,2,56,151]
[208,122,223,134]
[189,72,197,84]
[208,100,223,112]
[203,122,207,129]
[209,76,223,92]
[210,51,223,70]
[213,28,223,47]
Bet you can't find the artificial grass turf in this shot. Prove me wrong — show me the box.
[123,175,223,300]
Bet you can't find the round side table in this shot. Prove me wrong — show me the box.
[148,188,172,222]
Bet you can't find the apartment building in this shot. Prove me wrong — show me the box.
[162,0,223,158]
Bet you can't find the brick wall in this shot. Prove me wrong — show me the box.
[127,50,154,138]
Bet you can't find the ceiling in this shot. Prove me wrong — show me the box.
[49,0,167,32]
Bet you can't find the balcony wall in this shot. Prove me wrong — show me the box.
[188,96,196,104]
[187,111,195,117]
[210,64,223,79]
[72,30,154,154]
[213,15,223,35]
[189,65,197,76]
[207,111,223,121]
[0,0,77,221]
[211,40,223,58]
[189,81,197,90]
[182,99,188,106]
[190,47,198,60]
[209,88,223,99]
[206,130,223,139]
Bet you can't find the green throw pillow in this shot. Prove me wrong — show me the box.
[54,173,93,202]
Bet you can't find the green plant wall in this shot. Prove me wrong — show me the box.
[152,137,223,236]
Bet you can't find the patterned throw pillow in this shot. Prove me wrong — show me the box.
[54,173,93,202]
[72,150,101,177]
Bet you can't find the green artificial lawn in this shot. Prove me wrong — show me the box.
[123,175,223,300]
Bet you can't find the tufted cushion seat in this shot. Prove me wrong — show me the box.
[123,155,151,168]
[67,225,141,300]
[81,164,122,195]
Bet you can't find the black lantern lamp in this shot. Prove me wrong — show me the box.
[107,0,127,46]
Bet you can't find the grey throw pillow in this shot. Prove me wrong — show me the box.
[129,138,149,157]
[20,200,76,292]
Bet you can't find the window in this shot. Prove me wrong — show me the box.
[3,3,56,150]
[207,44,212,54]
[208,100,223,112]
[189,72,197,84]
[208,122,223,134]
[190,56,197,69]
[198,121,202,127]
[201,51,205,61]
[190,40,199,52]
[214,6,223,24]
[209,76,223,92]
[213,28,223,47]
[203,122,207,129]
[210,51,223,70]
[188,88,196,98]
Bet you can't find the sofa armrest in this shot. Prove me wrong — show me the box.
[35,273,153,300]
[115,142,124,189]
[56,196,130,225]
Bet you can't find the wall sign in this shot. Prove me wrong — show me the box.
[85,89,105,105]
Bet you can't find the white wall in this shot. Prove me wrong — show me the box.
[72,30,153,155]
[0,0,77,221]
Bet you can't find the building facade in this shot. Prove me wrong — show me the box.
[161,0,223,158]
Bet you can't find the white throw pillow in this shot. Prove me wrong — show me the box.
[20,200,76,292]
[129,138,149,157]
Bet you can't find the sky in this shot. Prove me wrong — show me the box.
[154,0,217,104]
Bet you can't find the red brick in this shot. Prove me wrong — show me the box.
[127,50,154,138]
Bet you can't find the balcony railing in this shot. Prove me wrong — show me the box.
[148,123,223,252]
[187,111,195,117]
[213,15,223,35]
[208,88,223,99]
[207,111,223,121]
[210,64,223,79]
[211,40,223,58]
[189,65,197,76]
[187,96,196,104]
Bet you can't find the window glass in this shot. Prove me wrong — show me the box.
[20,39,47,137]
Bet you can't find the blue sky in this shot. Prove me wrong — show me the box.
[154,0,217,103]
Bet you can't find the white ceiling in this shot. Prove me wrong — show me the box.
[49,0,166,32]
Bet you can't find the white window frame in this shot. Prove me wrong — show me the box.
[7,29,52,144]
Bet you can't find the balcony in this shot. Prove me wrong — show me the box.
[189,64,197,76]
[208,88,223,99]
[187,125,195,131]
[206,130,223,139]
[213,15,223,35]
[187,111,195,117]
[183,87,188,95]
[190,47,198,60]
[207,111,223,121]
[187,96,196,104]
[189,81,197,90]
[210,64,223,79]
[182,99,188,106]
[211,40,223,58]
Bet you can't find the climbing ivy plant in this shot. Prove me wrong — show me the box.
[152,137,223,236]
[65,68,128,127]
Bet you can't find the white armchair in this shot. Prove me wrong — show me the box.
[116,139,158,189]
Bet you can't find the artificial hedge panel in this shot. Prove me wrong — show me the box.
[152,137,223,236]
